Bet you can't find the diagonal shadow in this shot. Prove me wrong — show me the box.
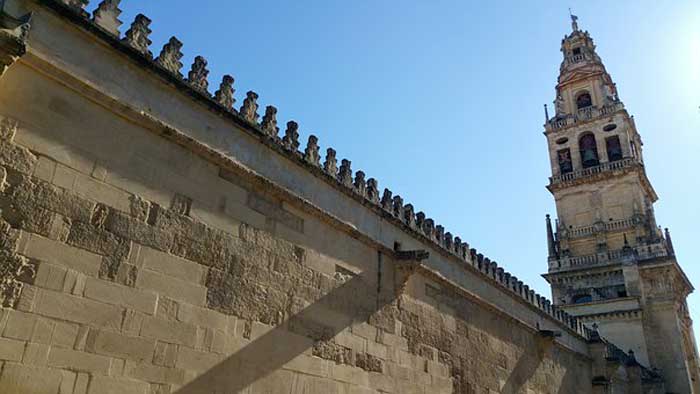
[176,269,403,394]
[499,340,549,394]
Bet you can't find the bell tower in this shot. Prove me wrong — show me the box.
[542,15,700,393]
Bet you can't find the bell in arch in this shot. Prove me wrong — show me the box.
[582,148,598,167]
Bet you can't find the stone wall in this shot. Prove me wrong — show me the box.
[0,0,665,393]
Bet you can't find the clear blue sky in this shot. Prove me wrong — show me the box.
[113,2,700,342]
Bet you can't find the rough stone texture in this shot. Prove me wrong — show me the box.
[0,3,672,393]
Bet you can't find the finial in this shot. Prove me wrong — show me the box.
[392,196,404,220]
[261,106,279,137]
[60,0,88,12]
[546,214,558,259]
[122,14,152,58]
[544,104,549,122]
[366,178,380,204]
[187,56,210,94]
[338,160,353,187]
[282,121,300,151]
[92,0,122,36]
[403,204,415,227]
[240,91,260,124]
[323,148,337,176]
[380,189,393,212]
[156,37,184,77]
[304,135,321,166]
[353,171,366,196]
[569,9,579,32]
[214,75,236,111]
[665,228,676,256]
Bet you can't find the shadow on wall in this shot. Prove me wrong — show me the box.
[176,271,395,394]
[499,340,551,394]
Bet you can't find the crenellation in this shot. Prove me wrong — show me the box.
[122,14,152,58]
[423,219,435,240]
[155,37,184,77]
[380,189,392,212]
[323,148,338,176]
[434,225,444,246]
[353,171,366,197]
[415,211,425,229]
[187,56,210,94]
[91,0,122,36]
[391,196,403,220]
[444,232,453,251]
[304,135,321,167]
[214,75,236,111]
[239,91,260,124]
[338,160,353,187]
[59,0,89,12]
[282,121,300,151]
[403,204,415,228]
[366,178,380,204]
[261,106,279,137]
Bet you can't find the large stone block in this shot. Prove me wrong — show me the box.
[48,346,112,374]
[175,346,223,372]
[88,375,150,394]
[124,360,186,385]
[137,269,206,306]
[83,277,157,315]
[141,316,197,347]
[138,246,206,285]
[86,329,156,362]
[177,303,228,331]
[0,337,25,361]
[0,362,63,393]
[23,234,102,277]
[34,289,123,330]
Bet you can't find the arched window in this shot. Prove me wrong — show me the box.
[606,136,623,162]
[573,294,593,304]
[579,133,600,168]
[576,92,593,109]
[557,149,573,174]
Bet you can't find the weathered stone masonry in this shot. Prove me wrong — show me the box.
[0,0,669,393]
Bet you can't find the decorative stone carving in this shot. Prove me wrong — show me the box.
[415,212,425,228]
[435,225,444,245]
[282,121,300,151]
[304,135,320,166]
[392,196,403,220]
[187,56,209,93]
[403,204,415,227]
[240,91,260,124]
[380,189,392,212]
[444,232,453,251]
[156,37,184,77]
[0,5,31,78]
[122,14,152,58]
[323,148,337,176]
[92,0,122,36]
[338,160,352,187]
[423,219,435,239]
[212,75,236,110]
[60,0,88,12]
[366,179,379,204]
[353,171,366,196]
[261,106,279,137]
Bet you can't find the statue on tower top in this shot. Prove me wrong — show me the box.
[569,9,579,32]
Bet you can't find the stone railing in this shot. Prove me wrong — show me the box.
[545,102,625,132]
[551,241,671,272]
[550,157,638,185]
[34,0,595,339]
[564,217,639,239]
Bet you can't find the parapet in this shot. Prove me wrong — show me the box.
[41,0,592,340]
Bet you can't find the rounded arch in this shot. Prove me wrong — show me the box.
[578,132,600,168]
[575,91,593,110]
